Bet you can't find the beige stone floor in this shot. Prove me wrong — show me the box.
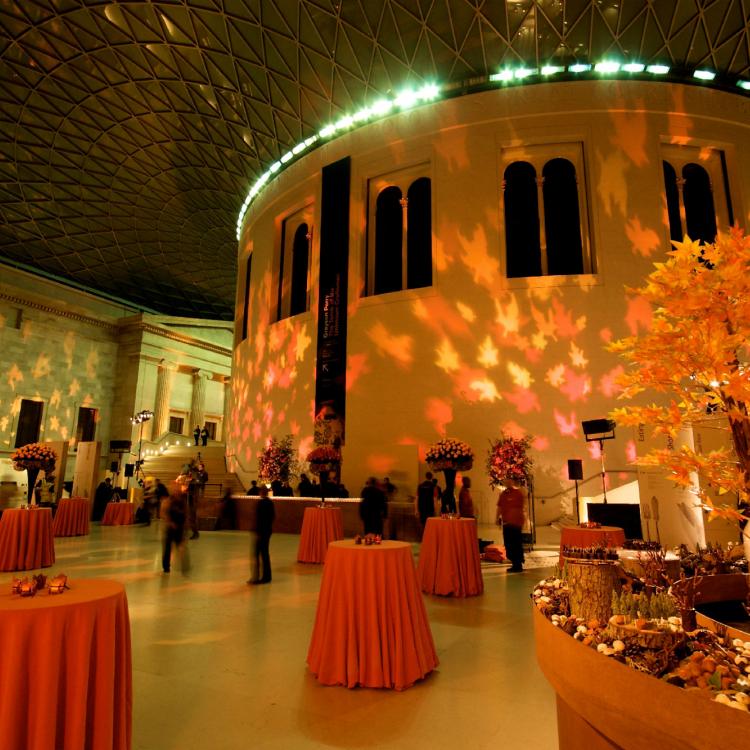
[47,523,558,750]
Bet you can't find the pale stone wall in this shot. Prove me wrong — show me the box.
[231,80,750,526]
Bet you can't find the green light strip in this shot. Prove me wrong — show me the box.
[236,62,748,239]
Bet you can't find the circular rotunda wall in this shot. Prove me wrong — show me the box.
[230,80,749,524]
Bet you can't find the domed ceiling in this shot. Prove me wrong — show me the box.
[1,1,749,320]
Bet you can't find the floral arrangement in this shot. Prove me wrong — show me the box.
[486,434,533,488]
[258,435,298,482]
[306,445,342,474]
[425,438,474,471]
[11,443,57,473]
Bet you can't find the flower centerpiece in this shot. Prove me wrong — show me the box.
[306,445,342,505]
[486,433,533,489]
[425,438,474,513]
[11,443,58,504]
[258,435,298,485]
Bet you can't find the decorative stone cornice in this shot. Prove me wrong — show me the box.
[138,322,232,357]
[0,292,119,333]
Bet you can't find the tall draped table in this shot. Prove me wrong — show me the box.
[559,525,626,563]
[101,502,134,526]
[0,508,55,571]
[297,506,344,563]
[417,517,484,597]
[52,498,90,537]
[307,540,438,690]
[0,579,132,750]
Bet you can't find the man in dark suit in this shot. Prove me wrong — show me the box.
[416,471,436,528]
[248,486,275,584]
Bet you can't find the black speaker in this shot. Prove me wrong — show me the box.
[110,461,119,473]
[124,463,135,477]
[567,459,583,481]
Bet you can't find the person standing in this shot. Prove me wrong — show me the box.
[200,424,209,446]
[193,425,200,447]
[93,477,113,521]
[297,474,313,497]
[246,480,259,496]
[458,476,474,518]
[359,477,387,535]
[416,472,436,528]
[496,480,527,572]
[248,486,274,584]
[163,482,188,573]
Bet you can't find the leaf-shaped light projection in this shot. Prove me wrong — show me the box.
[609,229,750,524]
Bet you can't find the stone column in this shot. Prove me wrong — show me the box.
[151,360,176,439]
[189,370,211,432]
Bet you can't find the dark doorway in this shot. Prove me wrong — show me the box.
[76,406,98,443]
[15,399,44,447]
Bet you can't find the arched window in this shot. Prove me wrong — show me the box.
[543,158,583,275]
[374,186,403,295]
[662,161,682,242]
[661,146,732,246]
[366,167,433,297]
[277,205,313,321]
[406,177,432,289]
[682,164,717,244]
[502,144,591,279]
[289,223,310,316]
[504,161,541,277]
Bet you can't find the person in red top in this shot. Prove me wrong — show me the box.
[496,480,527,572]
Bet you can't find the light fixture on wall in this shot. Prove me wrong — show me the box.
[581,419,616,503]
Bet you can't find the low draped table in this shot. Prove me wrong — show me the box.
[101,502,134,526]
[297,506,344,563]
[0,508,55,571]
[0,579,132,750]
[559,525,626,562]
[417,517,484,597]
[307,540,438,690]
[52,498,90,537]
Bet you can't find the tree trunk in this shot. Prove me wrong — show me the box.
[566,559,621,624]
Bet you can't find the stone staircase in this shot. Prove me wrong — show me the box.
[139,444,244,519]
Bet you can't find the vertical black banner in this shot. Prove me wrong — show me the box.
[315,156,351,443]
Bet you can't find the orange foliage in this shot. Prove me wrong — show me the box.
[609,230,750,521]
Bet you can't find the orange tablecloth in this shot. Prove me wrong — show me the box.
[560,525,626,556]
[0,508,55,571]
[52,498,90,537]
[417,517,484,597]
[0,579,132,750]
[307,540,438,690]
[101,502,134,526]
[297,506,344,563]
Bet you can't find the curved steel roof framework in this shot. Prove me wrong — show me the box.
[1,1,749,319]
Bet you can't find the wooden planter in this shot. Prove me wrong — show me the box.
[533,605,750,750]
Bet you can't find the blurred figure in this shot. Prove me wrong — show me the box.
[383,476,396,500]
[318,471,338,501]
[359,477,387,536]
[458,476,474,518]
[93,477,113,521]
[246,480,259,496]
[337,483,349,498]
[215,487,237,530]
[154,478,169,521]
[270,479,283,496]
[416,471,436,528]
[200,424,209,446]
[163,480,188,574]
[193,425,200,446]
[297,474,313,497]
[248,486,275,584]
[279,480,293,496]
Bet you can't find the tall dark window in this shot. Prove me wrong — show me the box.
[15,399,43,447]
[374,186,403,294]
[241,254,252,341]
[543,158,584,275]
[504,161,541,277]
[75,406,98,443]
[503,146,590,278]
[682,164,717,244]
[168,416,184,434]
[290,223,310,316]
[277,206,313,320]
[367,169,433,297]
[661,146,731,246]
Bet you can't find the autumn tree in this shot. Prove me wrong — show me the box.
[608,229,750,526]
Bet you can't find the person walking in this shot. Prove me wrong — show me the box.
[359,477,387,535]
[416,472,436,528]
[162,481,188,574]
[248,486,275,584]
[496,480,527,572]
